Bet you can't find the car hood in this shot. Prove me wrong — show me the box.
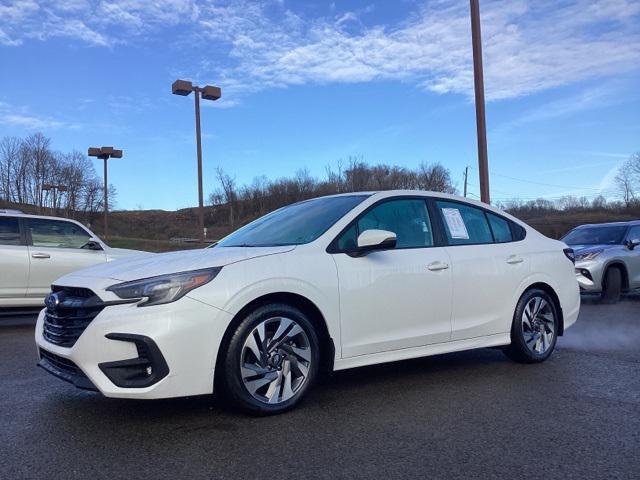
[63,245,296,282]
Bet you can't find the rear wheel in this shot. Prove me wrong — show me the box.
[218,303,320,415]
[600,267,622,304]
[503,289,559,364]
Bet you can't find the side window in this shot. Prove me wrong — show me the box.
[27,219,91,249]
[335,199,433,250]
[436,200,493,245]
[511,222,527,241]
[487,213,513,243]
[627,226,640,241]
[0,217,22,246]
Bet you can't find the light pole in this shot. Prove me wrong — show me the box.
[470,0,490,204]
[42,184,67,215]
[88,146,123,240]
[172,79,222,243]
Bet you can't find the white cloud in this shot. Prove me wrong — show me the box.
[0,101,77,130]
[1,0,639,103]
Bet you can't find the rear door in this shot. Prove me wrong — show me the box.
[433,199,530,340]
[25,218,107,298]
[0,216,29,300]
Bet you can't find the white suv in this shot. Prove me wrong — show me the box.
[35,191,580,414]
[1,211,145,308]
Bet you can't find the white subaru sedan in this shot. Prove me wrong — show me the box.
[35,191,580,414]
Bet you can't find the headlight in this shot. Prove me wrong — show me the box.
[575,250,603,261]
[106,267,221,307]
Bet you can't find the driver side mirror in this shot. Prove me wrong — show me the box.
[626,238,640,250]
[82,239,104,251]
[350,229,397,257]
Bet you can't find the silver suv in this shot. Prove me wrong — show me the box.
[562,220,640,303]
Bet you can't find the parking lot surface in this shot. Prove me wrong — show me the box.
[1,296,639,479]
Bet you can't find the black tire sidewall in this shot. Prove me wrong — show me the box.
[508,289,559,363]
[221,303,320,415]
[601,267,622,303]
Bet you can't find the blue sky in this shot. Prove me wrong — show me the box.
[0,0,639,210]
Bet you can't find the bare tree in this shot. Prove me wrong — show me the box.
[615,158,637,207]
[216,167,237,226]
[0,133,115,218]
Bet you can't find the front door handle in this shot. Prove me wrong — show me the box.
[427,261,449,271]
[31,253,51,259]
[506,255,523,264]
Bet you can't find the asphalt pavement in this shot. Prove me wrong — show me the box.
[1,296,638,479]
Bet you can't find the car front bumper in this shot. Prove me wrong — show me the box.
[575,260,604,293]
[35,296,233,399]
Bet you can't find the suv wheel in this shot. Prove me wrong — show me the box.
[218,303,320,415]
[601,267,622,304]
[503,289,559,364]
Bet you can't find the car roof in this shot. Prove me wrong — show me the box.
[574,220,640,228]
[0,211,90,224]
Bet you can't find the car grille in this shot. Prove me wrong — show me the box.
[42,286,105,348]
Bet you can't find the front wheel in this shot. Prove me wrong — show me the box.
[600,267,622,304]
[218,303,320,415]
[503,289,559,364]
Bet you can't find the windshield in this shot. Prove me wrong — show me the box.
[217,195,369,247]
[562,226,628,246]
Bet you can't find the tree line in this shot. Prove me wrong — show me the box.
[614,152,640,207]
[208,157,457,226]
[0,133,115,217]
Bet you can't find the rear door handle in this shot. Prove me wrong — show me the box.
[31,253,51,259]
[506,255,523,264]
[427,261,449,271]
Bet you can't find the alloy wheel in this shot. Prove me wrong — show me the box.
[521,296,555,354]
[240,316,312,404]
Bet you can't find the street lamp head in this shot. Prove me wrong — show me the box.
[88,147,123,159]
[201,85,222,101]
[172,79,193,96]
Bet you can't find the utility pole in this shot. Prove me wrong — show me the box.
[88,147,123,240]
[470,0,490,204]
[463,166,469,197]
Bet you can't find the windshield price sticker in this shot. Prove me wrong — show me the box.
[442,208,469,239]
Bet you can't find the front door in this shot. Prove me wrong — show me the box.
[25,218,106,298]
[625,225,640,289]
[331,198,453,358]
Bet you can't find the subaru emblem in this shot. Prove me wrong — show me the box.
[45,292,61,310]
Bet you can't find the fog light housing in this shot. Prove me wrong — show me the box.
[99,333,169,388]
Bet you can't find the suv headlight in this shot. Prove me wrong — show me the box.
[575,250,603,261]
[106,267,221,307]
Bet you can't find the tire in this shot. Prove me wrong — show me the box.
[217,303,320,415]
[503,289,559,364]
[600,267,622,304]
